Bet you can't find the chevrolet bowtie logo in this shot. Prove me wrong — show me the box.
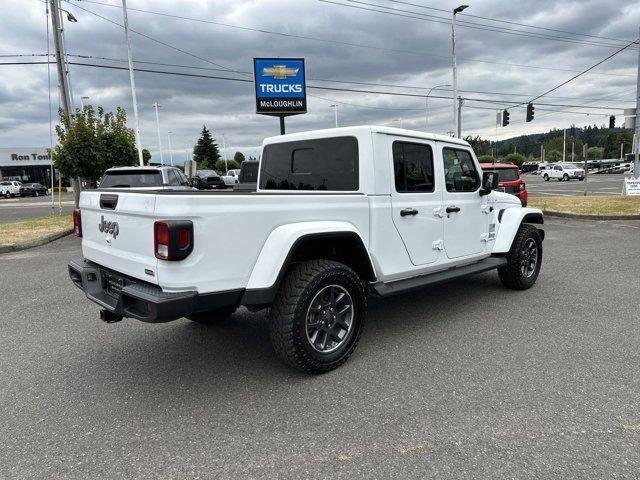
[262,65,299,79]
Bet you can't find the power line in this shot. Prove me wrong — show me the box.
[512,38,640,109]
[3,60,629,111]
[320,0,639,49]
[58,53,633,103]
[383,0,634,45]
[62,0,636,78]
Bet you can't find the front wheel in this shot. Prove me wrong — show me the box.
[498,224,543,290]
[187,305,237,324]
[269,260,366,374]
[563,173,569,181]
[543,174,549,181]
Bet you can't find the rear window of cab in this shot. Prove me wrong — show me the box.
[482,168,519,182]
[259,136,359,191]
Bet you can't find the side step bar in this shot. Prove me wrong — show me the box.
[370,256,507,297]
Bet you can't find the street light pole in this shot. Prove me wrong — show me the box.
[634,25,640,177]
[121,0,144,166]
[425,84,451,131]
[330,104,338,128]
[153,102,163,165]
[167,131,174,166]
[222,134,228,171]
[451,5,468,138]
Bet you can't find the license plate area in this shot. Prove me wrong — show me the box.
[101,270,127,299]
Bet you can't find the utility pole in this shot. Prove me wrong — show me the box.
[621,143,624,160]
[451,5,469,138]
[50,0,71,118]
[330,104,338,128]
[457,97,463,138]
[50,0,81,206]
[634,25,640,177]
[122,0,144,166]
[167,131,174,166]
[222,134,228,171]
[152,102,163,165]
[562,128,566,162]
[572,142,575,162]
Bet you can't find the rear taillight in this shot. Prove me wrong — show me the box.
[73,209,82,237]
[519,182,526,191]
[154,220,193,261]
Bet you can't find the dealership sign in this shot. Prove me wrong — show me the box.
[623,176,640,196]
[0,148,51,167]
[254,58,306,115]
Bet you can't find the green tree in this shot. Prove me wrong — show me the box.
[193,125,220,169]
[504,152,525,166]
[54,105,137,206]
[546,150,563,162]
[142,148,151,165]
[587,146,604,159]
[233,151,245,164]
[477,154,494,163]
[215,159,240,172]
[464,135,491,156]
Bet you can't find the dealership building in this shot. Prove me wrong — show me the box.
[0,147,57,186]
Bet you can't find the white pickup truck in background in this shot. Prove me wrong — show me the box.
[542,162,585,181]
[69,126,544,373]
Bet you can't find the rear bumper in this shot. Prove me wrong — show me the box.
[68,259,242,322]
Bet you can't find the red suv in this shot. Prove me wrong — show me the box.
[479,163,528,206]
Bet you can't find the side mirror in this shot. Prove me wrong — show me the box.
[480,171,499,196]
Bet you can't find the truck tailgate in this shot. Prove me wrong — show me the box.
[79,191,158,284]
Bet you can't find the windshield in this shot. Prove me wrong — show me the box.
[99,170,163,188]
[483,168,519,182]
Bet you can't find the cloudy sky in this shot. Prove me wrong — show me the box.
[1,0,638,162]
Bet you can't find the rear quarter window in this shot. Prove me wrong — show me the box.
[259,136,359,191]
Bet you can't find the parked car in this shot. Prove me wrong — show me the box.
[69,126,544,374]
[234,160,259,192]
[0,180,22,198]
[22,183,49,196]
[542,163,585,181]
[480,163,528,206]
[520,161,538,174]
[193,170,226,190]
[99,166,195,190]
[221,169,241,187]
[19,184,36,197]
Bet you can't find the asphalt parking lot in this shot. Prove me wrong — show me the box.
[524,173,626,197]
[0,193,74,223]
[1,217,639,479]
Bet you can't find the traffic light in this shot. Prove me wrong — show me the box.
[526,103,535,122]
[609,115,615,129]
[502,109,510,127]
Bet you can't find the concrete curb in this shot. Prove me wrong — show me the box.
[542,210,640,221]
[0,228,74,254]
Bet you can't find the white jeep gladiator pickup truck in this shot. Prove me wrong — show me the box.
[69,126,544,373]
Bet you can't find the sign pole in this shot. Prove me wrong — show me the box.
[583,144,588,196]
[279,116,286,135]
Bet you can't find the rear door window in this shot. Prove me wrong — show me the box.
[260,136,359,191]
[393,141,435,193]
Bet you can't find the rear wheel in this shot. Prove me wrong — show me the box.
[498,224,542,290]
[269,259,366,374]
[187,305,237,324]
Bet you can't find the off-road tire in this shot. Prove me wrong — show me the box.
[187,306,238,324]
[268,260,366,374]
[498,224,543,290]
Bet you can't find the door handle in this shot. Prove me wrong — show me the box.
[445,205,461,214]
[400,208,419,217]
